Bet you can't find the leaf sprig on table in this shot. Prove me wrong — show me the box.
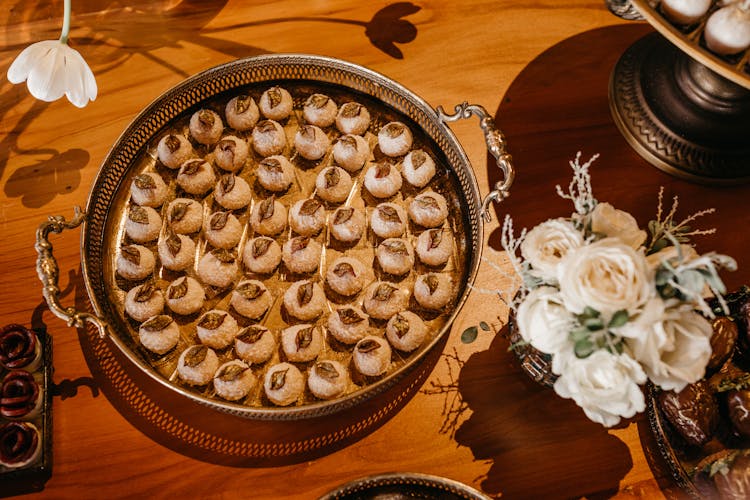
[460,321,492,344]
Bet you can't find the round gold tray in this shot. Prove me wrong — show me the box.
[37,54,513,420]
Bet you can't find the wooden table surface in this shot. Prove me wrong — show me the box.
[0,1,724,498]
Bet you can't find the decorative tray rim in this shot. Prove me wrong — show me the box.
[71,53,484,420]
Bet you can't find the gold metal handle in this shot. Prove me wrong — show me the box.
[35,207,109,338]
[436,102,515,223]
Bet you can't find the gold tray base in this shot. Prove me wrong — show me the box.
[609,32,750,185]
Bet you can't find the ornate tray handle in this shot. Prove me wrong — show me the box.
[436,102,515,223]
[35,207,110,338]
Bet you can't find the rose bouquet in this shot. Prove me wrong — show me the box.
[502,153,737,427]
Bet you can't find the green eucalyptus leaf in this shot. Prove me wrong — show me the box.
[658,283,677,300]
[696,268,713,278]
[651,239,668,254]
[718,255,738,271]
[570,328,589,342]
[584,318,604,331]
[612,341,624,355]
[713,278,727,295]
[608,310,629,329]
[461,326,478,344]
[574,339,594,358]
[582,306,600,319]
[522,273,544,290]
[703,269,727,294]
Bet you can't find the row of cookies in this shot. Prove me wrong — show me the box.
[139,151,438,206]
[172,314,418,406]
[119,197,451,278]
[160,85,417,163]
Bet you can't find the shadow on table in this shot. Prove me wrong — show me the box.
[0,93,90,209]
[448,328,633,499]
[453,20,750,498]
[29,274,102,401]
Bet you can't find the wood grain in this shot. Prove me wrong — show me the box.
[0,1,691,498]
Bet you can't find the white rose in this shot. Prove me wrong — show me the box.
[621,298,712,392]
[646,244,699,270]
[516,286,573,355]
[591,202,647,249]
[553,350,647,427]
[558,238,653,316]
[520,218,583,282]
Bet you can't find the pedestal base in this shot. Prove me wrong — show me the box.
[609,32,750,185]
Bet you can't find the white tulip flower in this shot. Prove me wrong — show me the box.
[6,0,96,108]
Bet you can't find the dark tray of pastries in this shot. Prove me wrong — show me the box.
[0,324,52,493]
[648,287,750,499]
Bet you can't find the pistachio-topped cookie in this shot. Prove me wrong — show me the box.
[189,109,223,145]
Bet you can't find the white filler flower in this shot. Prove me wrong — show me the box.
[6,0,96,108]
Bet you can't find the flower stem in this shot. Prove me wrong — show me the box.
[59,0,71,44]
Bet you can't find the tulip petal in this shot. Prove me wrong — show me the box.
[7,47,34,83]
[6,39,97,107]
[25,42,67,102]
[63,52,86,107]
[7,40,57,84]
[64,46,97,107]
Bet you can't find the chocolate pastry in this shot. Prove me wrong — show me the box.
[0,370,40,418]
[0,421,40,468]
[0,324,39,370]
[708,317,739,373]
[721,287,750,369]
[658,380,719,447]
[727,389,750,439]
[695,450,750,500]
